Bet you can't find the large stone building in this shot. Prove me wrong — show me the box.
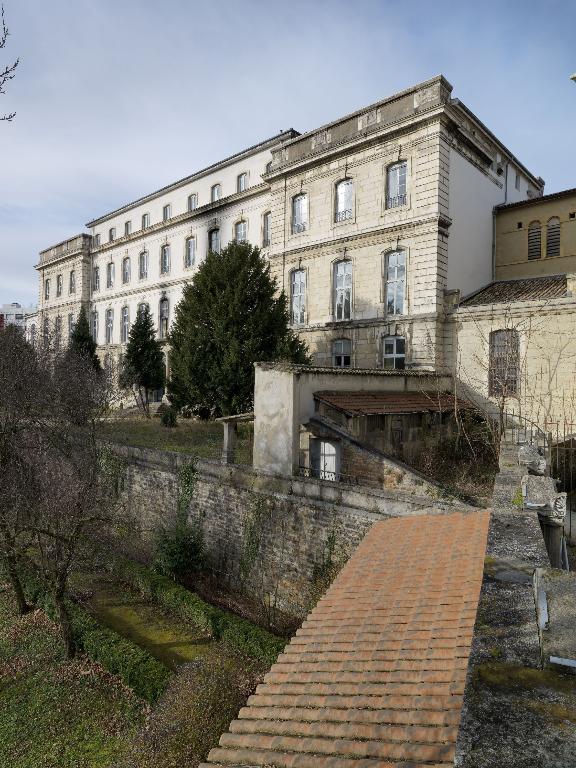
[35,75,543,380]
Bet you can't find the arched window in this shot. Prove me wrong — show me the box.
[93,266,100,291]
[290,269,306,324]
[188,193,198,211]
[56,274,63,297]
[211,184,222,202]
[159,297,169,339]
[237,173,248,192]
[335,179,353,222]
[122,256,131,284]
[137,302,149,317]
[121,306,130,343]
[44,279,50,300]
[234,220,247,242]
[69,270,76,294]
[91,311,98,342]
[386,161,407,209]
[68,313,75,336]
[292,193,308,233]
[333,338,351,368]
[141,212,150,229]
[385,250,406,315]
[546,217,560,258]
[528,221,541,260]
[106,262,114,288]
[139,251,148,279]
[262,211,271,247]
[333,260,352,321]
[160,244,170,274]
[108,227,116,242]
[105,308,114,344]
[208,228,220,254]
[489,329,519,397]
[54,316,62,349]
[185,236,196,268]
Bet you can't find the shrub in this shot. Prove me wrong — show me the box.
[160,406,177,428]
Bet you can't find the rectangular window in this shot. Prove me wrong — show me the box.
[69,270,76,294]
[44,279,50,300]
[185,237,196,268]
[142,213,150,229]
[163,204,171,222]
[383,336,405,369]
[159,298,169,339]
[235,220,247,242]
[139,251,148,279]
[68,313,75,336]
[91,312,99,342]
[122,257,131,284]
[188,193,198,211]
[335,179,353,222]
[263,211,271,247]
[291,269,306,324]
[237,173,248,192]
[160,244,171,274]
[528,222,542,260]
[211,184,222,202]
[93,267,100,291]
[56,274,63,297]
[105,309,113,344]
[333,338,351,368]
[334,261,352,321]
[106,262,114,288]
[109,227,116,242]
[386,162,407,209]
[385,251,406,315]
[310,439,339,481]
[209,229,220,254]
[292,194,308,234]
[124,220,132,236]
[121,306,130,343]
[489,329,519,397]
[93,233,101,248]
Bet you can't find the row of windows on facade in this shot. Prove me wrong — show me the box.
[290,162,407,234]
[289,251,405,325]
[93,170,262,247]
[526,217,563,260]
[332,336,406,369]
[89,299,169,346]
[44,270,76,300]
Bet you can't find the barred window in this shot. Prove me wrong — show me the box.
[489,329,519,397]
[291,269,306,324]
[546,217,560,258]
[528,221,541,260]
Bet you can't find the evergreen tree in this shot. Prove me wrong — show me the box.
[119,304,165,417]
[169,240,309,417]
[68,305,101,371]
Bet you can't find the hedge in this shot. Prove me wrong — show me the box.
[119,560,286,666]
[22,570,171,703]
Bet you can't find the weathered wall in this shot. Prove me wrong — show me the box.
[113,443,470,620]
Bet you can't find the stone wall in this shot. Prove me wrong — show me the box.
[113,443,470,620]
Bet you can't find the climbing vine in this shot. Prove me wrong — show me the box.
[239,494,271,583]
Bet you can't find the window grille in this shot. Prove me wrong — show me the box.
[386,162,407,209]
[335,179,353,222]
[528,221,541,260]
[489,329,519,397]
[546,218,560,258]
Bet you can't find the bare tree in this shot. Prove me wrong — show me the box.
[0,4,18,122]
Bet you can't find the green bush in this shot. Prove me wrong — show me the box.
[160,406,177,428]
[119,560,286,665]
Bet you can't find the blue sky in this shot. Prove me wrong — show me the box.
[0,0,575,305]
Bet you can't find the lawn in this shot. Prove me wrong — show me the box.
[100,418,254,464]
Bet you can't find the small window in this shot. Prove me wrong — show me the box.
[163,204,171,222]
[385,251,406,316]
[160,244,171,274]
[235,220,247,242]
[515,171,521,191]
[528,221,541,260]
[93,233,101,248]
[91,311,98,342]
[570,212,575,220]
[56,274,63,297]
[489,329,519,397]
[208,228,220,254]
[105,309,114,344]
[185,237,196,268]
[517,222,523,229]
[159,297,169,339]
[237,173,248,192]
[142,212,150,229]
[311,440,339,481]
[124,220,132,236]
[334,261,352,321]
[292,193,308,234]
[386,161,407,209]
[122,256,131,284]
[44,279,50,300]
[106,262,114,288]
[68,313,75,336]
[262,211,271,247]
[291,269,306,324]
[93,266,100,291]
[546,217,560,258]
[335,179,353,222]
[383,336,405,369]
[188,193,198,211]
[333,338,351,368]
[109,227,116,242]
[54,316,62,349]
[211,184,222,202]
[69,270,76,294]
[121,306,130,343]
[139,251,149,279]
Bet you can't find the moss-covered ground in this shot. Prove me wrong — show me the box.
[100,417,253,464]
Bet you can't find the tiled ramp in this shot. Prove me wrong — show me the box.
[202,510,490,768]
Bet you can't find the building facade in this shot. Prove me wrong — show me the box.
[34,76,543,381]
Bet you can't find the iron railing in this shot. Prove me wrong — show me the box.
[292,222,307,234]
[335,209,352,223]
[387,194,407,209]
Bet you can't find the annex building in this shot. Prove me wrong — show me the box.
[31,75,543,383]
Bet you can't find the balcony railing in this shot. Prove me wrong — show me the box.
[292,221,307,234]
[335,208,352,223]
[387,194,407,209]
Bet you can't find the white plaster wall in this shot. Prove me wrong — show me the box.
[253,367,297,476]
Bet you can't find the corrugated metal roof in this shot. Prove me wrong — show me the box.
[460,275,567,307]
[314,390,466,416]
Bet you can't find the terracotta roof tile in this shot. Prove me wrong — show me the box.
[314,390,468,416]
[460,275,567,307]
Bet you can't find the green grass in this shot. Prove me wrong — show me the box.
[100,418,253,464]
[0,591,146,768]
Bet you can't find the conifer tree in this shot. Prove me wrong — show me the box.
[68,305,101,371]
[119,304,165,417]
[169,241,309,417]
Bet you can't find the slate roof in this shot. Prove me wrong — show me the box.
[460,275,567,307]
[314,390,468,416]
[202,510,490,768]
